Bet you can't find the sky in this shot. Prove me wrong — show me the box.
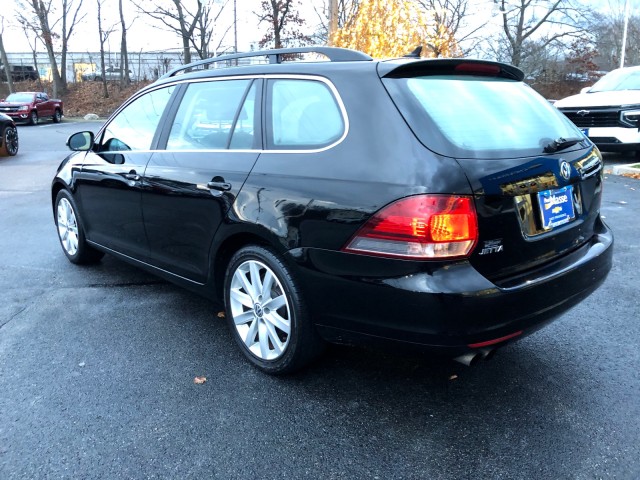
[1,0,324,54]
[1,0,635,56]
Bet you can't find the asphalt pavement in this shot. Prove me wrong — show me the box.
[0,120,638,479]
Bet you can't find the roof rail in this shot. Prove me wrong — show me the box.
[160,46,373,79]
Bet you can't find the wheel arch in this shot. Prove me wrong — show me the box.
[51,180,69,216]
[210,229,286,299]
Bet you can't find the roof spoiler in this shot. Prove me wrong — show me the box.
[379,58,525,81]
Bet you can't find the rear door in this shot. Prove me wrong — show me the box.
[141,78,262,283]
[381,61,604,281]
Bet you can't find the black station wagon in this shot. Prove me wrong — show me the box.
[52,47,613,374]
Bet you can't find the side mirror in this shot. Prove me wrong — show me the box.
[580,87,592,94]
[67,131,94,151]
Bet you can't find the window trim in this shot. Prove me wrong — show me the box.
[264,75,349,152]
[94,74,349,155]
[95,83,182,154]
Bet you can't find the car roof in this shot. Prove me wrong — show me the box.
[150,47,524,90]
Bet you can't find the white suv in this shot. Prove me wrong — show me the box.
[555,66,640,155]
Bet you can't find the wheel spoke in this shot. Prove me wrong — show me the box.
[249,261,263,297]
[233,310,254,326]
[258,321,270,358]
[230,288,253,308]
[263,320,284,355]
[264,310,290,335]
[261,270,274,297]
[263,294,286,312]
[236,267,257,301]
[244,316,259,346]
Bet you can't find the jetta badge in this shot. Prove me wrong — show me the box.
[560,160,571,180]
[577,110,590,117]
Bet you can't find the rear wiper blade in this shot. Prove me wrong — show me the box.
[544,137,583,153]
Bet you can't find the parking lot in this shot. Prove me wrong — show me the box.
[1,120,639,479]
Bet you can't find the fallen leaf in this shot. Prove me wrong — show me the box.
[194,376,207,384]
[217,311,226,318]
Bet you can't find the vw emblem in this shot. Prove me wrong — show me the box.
[577,110,590,117]
[559,160,571,180]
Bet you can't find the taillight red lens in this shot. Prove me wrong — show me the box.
[343,195,478,259]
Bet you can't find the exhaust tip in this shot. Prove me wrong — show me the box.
[453,348,496,366]
[453,352,480,367]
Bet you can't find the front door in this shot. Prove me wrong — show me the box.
[75,85,177,259]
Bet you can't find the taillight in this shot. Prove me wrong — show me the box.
[342,195,478,259]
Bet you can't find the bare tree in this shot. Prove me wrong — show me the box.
[20,23,45,91]
[496,0,586,68]
[414,0,487,56]
[589,0,640,70]
[139,0,205,64]
[0,16,15,94]
[17,0,63,97]
[119,0,133,85]
[256,0,311,49]
[16,0,85,95]
[191,0,229,59]
[96,0,114,98]
[59,0,86,89]
[312,0,360,43]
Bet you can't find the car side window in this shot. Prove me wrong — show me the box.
[100,85,174,154]
[167,79,253,150]
[267,79,344,149]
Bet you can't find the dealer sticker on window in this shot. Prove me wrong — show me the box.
[538,185,576,230]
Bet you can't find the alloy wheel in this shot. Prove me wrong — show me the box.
[229,260,291,361]
[57,197,79,256]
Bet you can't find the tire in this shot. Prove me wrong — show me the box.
[224,245,324,374]
[53,109,62,123]
[29,111,38,126]
[54,190,104,264]
[0,125,19,156]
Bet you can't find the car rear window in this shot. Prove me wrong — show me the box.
[383,75,582,159]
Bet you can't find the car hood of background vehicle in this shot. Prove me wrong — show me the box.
[0,102,30,107]
[555,89,640,108]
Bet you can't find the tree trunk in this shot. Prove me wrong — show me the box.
[0,34,14,94]
[61,0,68,90]
[119,0,130,85]
[31,0,63,97]
[97,0,109,98]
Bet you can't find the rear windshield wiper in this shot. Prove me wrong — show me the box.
[544,137,583,153]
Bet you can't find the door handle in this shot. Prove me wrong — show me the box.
[124,172,140,181]
[207,180,232,191]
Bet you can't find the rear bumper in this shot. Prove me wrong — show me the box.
[288,220,613,355]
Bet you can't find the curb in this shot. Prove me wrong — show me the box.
[604,163,640,176]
